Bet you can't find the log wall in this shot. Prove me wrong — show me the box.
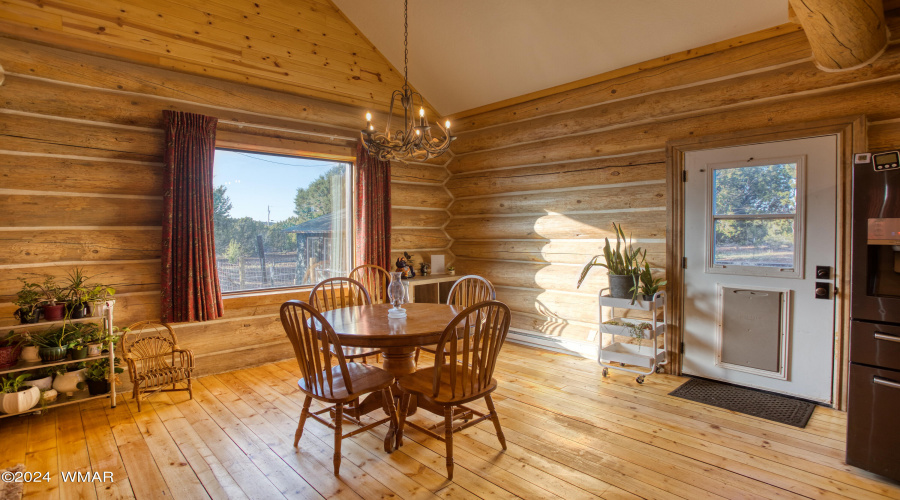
[0,37,453,375]
[445,9,900,347]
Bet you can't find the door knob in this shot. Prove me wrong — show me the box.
[815,282,831,299]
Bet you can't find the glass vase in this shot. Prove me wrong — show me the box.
[387,271,408,318]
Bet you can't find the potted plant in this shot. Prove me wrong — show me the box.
[0,374,40,414]
[35,276,67,321]
[447,265,456,276]
[63,267,92,319]
[83,358,123,396]
[86,282,115,318]
[633,262,667,301]
[577,223,645,301]
[67,323,99,360]
[0,331,24,369]
[601,319,654,352]
[13,279,42,324]
[24,367,55,391]
[18,331,41,363]
[32,325,78,362]
[52,364,87,397]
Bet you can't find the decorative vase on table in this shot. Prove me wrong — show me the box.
[387,272,408,318]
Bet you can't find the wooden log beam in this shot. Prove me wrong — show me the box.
[789,0,889,71]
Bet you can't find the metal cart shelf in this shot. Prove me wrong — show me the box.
[598,290,667,383]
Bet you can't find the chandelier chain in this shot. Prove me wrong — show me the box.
[403,0,408,87]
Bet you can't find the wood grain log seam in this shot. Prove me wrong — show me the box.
[0,149,164,166]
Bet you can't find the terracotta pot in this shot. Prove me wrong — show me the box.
[0,386,41,414]
[41,304,65,321]
[0,346,21,368]
[39,346,67,363]
[19,346,40,363]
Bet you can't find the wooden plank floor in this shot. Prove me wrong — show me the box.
[2,343,900,499]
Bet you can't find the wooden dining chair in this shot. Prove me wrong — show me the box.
[280,300,398,475]
[415,275,496,365]
[349,264,391,305]
[395,300,511,479]
[310,277,382,363]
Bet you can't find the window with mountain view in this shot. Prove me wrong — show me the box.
[212,150,352,293]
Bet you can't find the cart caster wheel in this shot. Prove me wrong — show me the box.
[656,366,665,374]
[602,368,609,377]
[620,362,626,367]
[636,376,645,384]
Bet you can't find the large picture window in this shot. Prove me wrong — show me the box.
[706,156,805,278]
[213,150,352,293]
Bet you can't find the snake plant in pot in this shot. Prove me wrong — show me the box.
[577,223,646,301]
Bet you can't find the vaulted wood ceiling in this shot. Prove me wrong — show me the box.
[0,0,415,113]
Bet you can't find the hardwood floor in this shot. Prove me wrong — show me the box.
[2,343,899,499]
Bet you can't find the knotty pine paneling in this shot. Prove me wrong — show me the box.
[0,38,453,376]
[446,8,900,345]
[0,0,436,114]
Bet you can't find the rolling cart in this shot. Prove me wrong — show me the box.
[597,289,667,383]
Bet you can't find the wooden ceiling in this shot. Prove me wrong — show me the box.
[0,0,416,112]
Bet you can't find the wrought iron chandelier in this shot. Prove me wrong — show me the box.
[361,0,454,162]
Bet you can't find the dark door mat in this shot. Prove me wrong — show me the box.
[668,377,816,428]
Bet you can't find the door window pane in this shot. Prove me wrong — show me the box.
[713,163,797,215]
[713,218,795,268]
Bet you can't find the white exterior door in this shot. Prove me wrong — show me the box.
[682,135,838,403]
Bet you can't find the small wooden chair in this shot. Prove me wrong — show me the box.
[123,321,194,412]
[349,264,391,305]
[280,300,398,475]
[416,275,496,364]
[395,300,511,479]
[310,277,382,363]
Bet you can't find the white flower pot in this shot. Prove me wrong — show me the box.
[25,376,52,391]
[92,299,115,318]
[20,346,40,363]
[52,368,86,396]
[0,386,40,414]
[87,343,102,357]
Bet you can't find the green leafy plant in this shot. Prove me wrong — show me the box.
[64,267,92,305]
[632,262,667,299]
[34,276,66,306]
[14,279,44,321]
[1,374,32,394]
[577,223,646,298]
[0,331,24,349]
[67,323,101,350]
[31,325,80,349]
[603,319,653,351]
[84,358,124,382]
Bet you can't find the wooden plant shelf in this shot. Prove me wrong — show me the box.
[0,352,110,376]
[0,390,111,419]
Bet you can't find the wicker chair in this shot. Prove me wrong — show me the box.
[310,277,382,363]
[123,321,194,412]
[349,264,391,305]
[415,275,496,365]
[396,300,511,479]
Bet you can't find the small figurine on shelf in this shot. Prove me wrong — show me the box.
[419,262,429,277]
[395,252,416,279]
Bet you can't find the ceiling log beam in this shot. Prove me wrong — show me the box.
[788,0,889,71]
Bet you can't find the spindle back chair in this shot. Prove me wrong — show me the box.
[310,277,381,363]
[416,275,496,364]
[349,264,391,305]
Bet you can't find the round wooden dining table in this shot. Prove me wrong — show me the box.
[319,302,462,378]
[318,302,462,424]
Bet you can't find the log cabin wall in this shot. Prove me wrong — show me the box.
[0,35,453,376]
[444,8,900,352]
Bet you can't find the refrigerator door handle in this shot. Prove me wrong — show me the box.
[874,333,900,343]
[873,377,900,390]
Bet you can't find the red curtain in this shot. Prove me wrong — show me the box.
[355,141,392,269]
[161,110,224,323]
